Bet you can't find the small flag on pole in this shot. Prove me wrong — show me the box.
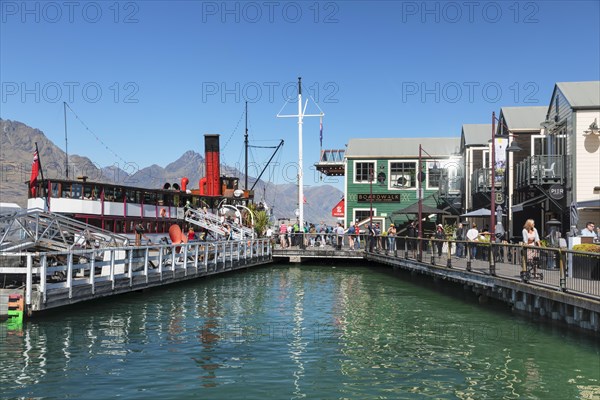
[319,115,323,148]
[30,150,40,197]
[570,201,579,227]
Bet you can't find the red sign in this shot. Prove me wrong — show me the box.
[332,198,344,217]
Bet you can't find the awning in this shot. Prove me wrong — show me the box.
[576,198,600,209]
[512,195,545,213]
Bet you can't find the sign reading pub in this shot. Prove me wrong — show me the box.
[357,194,401,203]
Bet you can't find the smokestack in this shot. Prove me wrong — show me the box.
[204,134,221,196]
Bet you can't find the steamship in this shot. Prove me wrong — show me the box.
[26,134,253,240]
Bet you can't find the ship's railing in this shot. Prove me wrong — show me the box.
[0,208,129,253]
[185,208,254,240]
[0,238,271,310]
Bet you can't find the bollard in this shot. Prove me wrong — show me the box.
[466,244,472,272]
[489,243,496,276]
[520,245,529,282]
[559,249,567,291]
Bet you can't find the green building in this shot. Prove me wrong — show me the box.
[341,137,461,233]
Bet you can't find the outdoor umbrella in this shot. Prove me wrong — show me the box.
[460,208,505,217]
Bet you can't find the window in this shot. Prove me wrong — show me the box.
[427,162,442,188]
[51,183,60,198]
[354,209,374,223]
[83,185,97,200]
[144,191,156,205]
[354,161,374,183]
[62,183,72,198]
[116,188,125,202]
[71,184,82,199]
[389,162,417,189]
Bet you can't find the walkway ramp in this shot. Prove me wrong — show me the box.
[0,209,129,253]
[184,208,254,240]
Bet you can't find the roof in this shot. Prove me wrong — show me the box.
[345,137,460,158]
[499,106,547,131]
[461,124,491,146]
[555,81,600,109]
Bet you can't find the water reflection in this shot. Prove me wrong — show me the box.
[0,265,598,399]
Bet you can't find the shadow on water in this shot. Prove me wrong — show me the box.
[366,262,600,344]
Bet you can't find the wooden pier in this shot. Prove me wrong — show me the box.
[0,239,272,315]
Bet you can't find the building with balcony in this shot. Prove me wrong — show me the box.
[496,106,548,238]
[512,81,600,234]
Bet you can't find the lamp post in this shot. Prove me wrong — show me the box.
[369,166,374,226]
[418,145,423,261]
[491,113,523,241]
[491,112,497,239]
[504,136,522,240]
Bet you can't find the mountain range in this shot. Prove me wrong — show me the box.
[0,119,343,224]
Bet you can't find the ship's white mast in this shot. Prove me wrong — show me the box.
[277,77,324,229]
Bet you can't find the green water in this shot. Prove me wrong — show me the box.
[1,264,599,399]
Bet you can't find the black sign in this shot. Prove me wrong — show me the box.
[357,193,400,203]
[549,184,565,200]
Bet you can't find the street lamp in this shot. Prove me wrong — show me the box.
[492,112,522,240]
[418,144,438,261]
[369,166,374,227]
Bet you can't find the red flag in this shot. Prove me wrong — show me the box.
[30,150,40,197]
[303,195,307,204]
[332,198,344,217]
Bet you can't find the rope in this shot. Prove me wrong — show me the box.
[64,104,129,166]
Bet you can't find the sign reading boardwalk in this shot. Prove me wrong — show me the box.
[357,194,401,203]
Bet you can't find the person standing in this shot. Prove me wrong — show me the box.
[455,222,465,258]
[335,222,345,250]
[387,224,396,254]
[434,224,445,257]
[187,227,196,241]
[466,223,479,259]
[522,219,541,275]
[354,222,361,249]
[522,219,540,246]
[279,222,288,248]
[367,223,375,252]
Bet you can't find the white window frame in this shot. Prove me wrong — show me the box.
[353,208,377,224]
[353,160,377,184]
[425,159,443,190]
[388,160,418,191]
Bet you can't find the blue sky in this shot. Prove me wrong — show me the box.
[2,1,599,189]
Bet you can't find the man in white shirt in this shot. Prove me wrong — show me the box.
[335,222,345,250]
[466,223,479,259]
[581,222,597,238]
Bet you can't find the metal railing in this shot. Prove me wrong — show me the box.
[365,235,599,299]
[471,168,504,194]
[516,155,566,188]
[0,238,271,310]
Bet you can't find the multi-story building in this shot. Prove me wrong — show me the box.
[340,137,460,232]
[512,81,600,234]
